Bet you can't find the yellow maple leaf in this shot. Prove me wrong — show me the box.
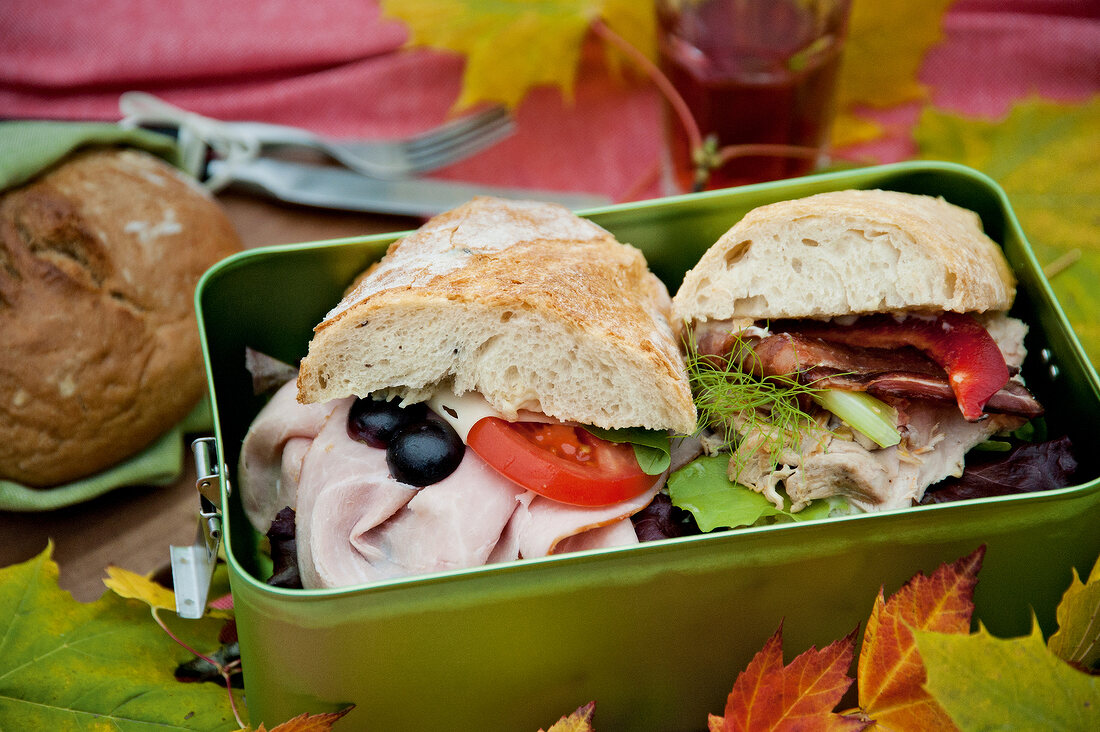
[382,0,648,111]
[104,565,233,620]
[831,0,955,147]
[383,0,948,151]
[596,0,657,81]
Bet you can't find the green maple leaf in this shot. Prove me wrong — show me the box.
[380,0,653,110]
[0,546,241,731]
[1048,555,1100,671]
[914,95,1100,365]
[916,620,1100,730]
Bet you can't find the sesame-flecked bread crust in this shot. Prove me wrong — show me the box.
[297,197,697,434]
[0,148,242,487]
[673,189,1016,325]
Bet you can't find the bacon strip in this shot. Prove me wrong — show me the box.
[704,330,1043,419]
[776,314,1011,420]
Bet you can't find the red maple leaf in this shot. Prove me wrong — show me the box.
[709,622,871,731]
[856,545,986,730]
[255,706,354,731]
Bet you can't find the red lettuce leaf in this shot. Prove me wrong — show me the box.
[267,506,303,589]
[920,436,1077,505]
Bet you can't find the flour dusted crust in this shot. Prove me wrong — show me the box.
[672,189,1016,324]
[297,197,697,434]
[0,148,242,486]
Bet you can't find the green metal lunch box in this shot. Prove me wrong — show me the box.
[190,161,1100,731]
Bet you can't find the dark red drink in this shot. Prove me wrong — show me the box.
[658,0,850,191]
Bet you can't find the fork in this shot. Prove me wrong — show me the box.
[118,91,516,182]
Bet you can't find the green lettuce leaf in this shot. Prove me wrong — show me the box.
[667,456,842,532]
[583,426,671,475]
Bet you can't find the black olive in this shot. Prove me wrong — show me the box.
[386,417,465,487]
[347,397,427,448]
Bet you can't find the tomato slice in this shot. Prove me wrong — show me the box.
[465,417,661,507]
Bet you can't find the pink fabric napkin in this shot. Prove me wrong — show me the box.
[1,0,1096,202]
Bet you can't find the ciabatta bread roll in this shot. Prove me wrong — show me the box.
[673,189,1016,326]
[298,196,696,434]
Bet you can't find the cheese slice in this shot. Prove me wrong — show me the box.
[428,390,555,442]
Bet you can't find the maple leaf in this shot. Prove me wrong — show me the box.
[539,700,596,732]
[914,95,1100,365]
[104,565,234,620]
[248,706,354,732]
[1048,554,1100,672]
[0,545,241,731]
[710,623,871,731]
[379,0,653,111]
[917,620,1100,729]
[856,546,985,730]
[830,0,955,147]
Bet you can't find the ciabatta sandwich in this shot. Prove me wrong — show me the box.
[671,189,1043,514]
[239,196,697,589]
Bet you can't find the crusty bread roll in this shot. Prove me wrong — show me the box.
[673,189,1016,325]
[297,196,697,434]
[0,147,242,487]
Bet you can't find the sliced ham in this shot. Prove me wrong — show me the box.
[552,518,641,554]
[493,479,664,560]
[295,406,660,586]
[242,377,669,588]
[295,399,525,588]
[237,379,339,532]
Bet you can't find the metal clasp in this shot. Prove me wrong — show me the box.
[170,437,224,619]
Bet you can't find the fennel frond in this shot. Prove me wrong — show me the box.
[682,325,833,481]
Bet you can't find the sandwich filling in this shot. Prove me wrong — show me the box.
[239,376,671,589]
[688,311,1042,512]
[667,189,1071,520]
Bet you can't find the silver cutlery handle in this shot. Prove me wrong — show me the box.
[204,119,321,148]
[210,157,612,218]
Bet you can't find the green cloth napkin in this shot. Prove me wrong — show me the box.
[0,400,213,512]
[0,120,184,192]
[0,121,212,512]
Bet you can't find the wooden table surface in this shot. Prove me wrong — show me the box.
[0,192,419,602]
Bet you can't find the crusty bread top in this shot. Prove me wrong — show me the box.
[0,148,242,487]
[673,189,1016,325]
[296,197,697,434]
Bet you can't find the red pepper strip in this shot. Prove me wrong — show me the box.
[781,313,1010,421]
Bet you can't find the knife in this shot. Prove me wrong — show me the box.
[208,157,612,216]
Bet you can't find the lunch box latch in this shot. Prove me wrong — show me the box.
[169,436,223,619]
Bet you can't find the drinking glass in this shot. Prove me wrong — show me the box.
[657,0,852,192]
